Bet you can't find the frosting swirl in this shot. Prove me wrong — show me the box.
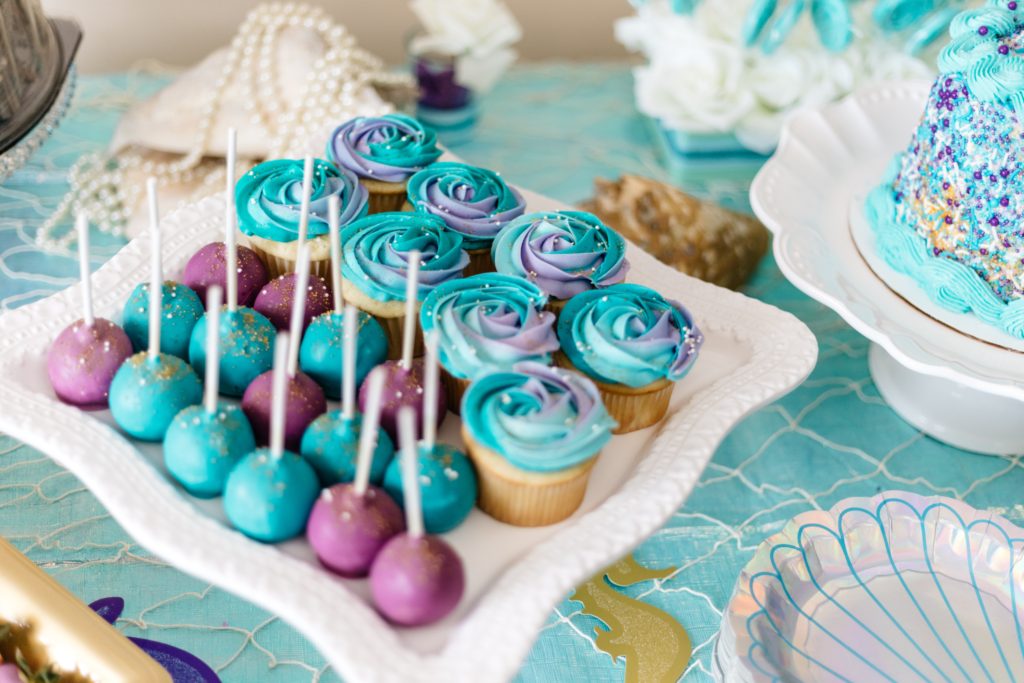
[558,283,702,387]
[420,273,559,380]
[341,212,469,302]
[461,362,615,471]
[938,4,1024,108]
[492,210,629,300]
[236,158,367,243]
[406,162,526,249]
[327,114,442,183]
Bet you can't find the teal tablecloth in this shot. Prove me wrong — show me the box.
[2,63,1020,682]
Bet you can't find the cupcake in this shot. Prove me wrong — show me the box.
[556,283,703,434]
[420,273,559,412]
[491,210,628,315]
[236,158,368,278]
[340,212,469,359]
[406,162,526,275]
[327,114,442,213]
[460,362,615,526]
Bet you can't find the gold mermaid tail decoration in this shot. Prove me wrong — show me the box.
[571,555,692,683]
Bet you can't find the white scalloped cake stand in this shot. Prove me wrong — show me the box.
[752,80,1024,456]
[0,188,816,682]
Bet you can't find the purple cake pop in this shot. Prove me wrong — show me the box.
[369,407,464,626]
[307,484,405,576]
[47,214,133,408]
[182,241,269,308]
[370,534,464,626]
[359,358,446,443]
[48,319,133,408]
[241,368,325,451]
[254,273,332,331]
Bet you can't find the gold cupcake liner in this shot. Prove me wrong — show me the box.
[463,247,495,277]
[441,367,471,414]
[362,178,409,214]
[554,352,675,434]
[462,427,596,527]
[246,234,332,280]
[341,279,423,361]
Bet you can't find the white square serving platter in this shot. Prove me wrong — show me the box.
[0,187,816,682]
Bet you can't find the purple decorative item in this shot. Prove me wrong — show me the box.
[47,319,133,408]
[0,665,21,683]
[241,370,326,450]
[253,273,332,331]
[307,484,405,577]
[358,358,446,442]
[89,597,221,683]
[182,242,269,309]
[369,534,465,626]
[414,55,471,110]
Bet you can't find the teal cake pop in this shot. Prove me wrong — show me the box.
[224,331,320,542]
[301,303,393,485]
[189,138,275,397]
[164,286,257,498]
[300,195,387,398]
[110,180,202,441]
[122,280,203,360]
[381,333,476,533]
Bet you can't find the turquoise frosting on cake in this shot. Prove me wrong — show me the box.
[868,4,1024,339]
[340,212,469,302]
[461,362,615,472]
[557,284,703,388]
[937,3,1024,109]
[419,273,559,380]
[236,158,368,243]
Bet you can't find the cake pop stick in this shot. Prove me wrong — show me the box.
[77,213,93,327]
[296,155,314,248]
[146,178,162,362]
[329,194,344,315]
[398,407,424,538]
[401,250,421,371]
[269,331,291,460]
[202,286,222,415]
[354,368,385,497]
[225,128,239,312]
[287,246,311,378]
[422,331,440,450]
[342,303,358,420]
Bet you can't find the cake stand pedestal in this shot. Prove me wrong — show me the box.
[868,344,1023,454]
[751,80,1024,457]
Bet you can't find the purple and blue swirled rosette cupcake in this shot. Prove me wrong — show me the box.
[235,157,367,278]
[406,161,526,274]
[556,283,702,434]
[420,273,559,410]
[339,212,469,359]
[460,362,615,526]
[327,114,442,214]
[491,210,629,312]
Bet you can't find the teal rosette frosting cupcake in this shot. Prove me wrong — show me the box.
[236,157,368,277]
[420,273,559,410]
[492,210,629,311]
[406,161,526,273]
[556,283,703,434]
[340,212,469,358]
[327,114,442,213]
[460,362,615,526]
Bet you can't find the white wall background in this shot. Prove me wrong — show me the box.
[43,0,634,73]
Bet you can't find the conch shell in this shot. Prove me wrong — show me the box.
[580,175,769,290]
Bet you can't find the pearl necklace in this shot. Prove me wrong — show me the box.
[36,2,412,252]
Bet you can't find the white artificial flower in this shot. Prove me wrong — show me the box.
[410,0,522,58]
[618,0,936,151]
[634,43,755,133]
